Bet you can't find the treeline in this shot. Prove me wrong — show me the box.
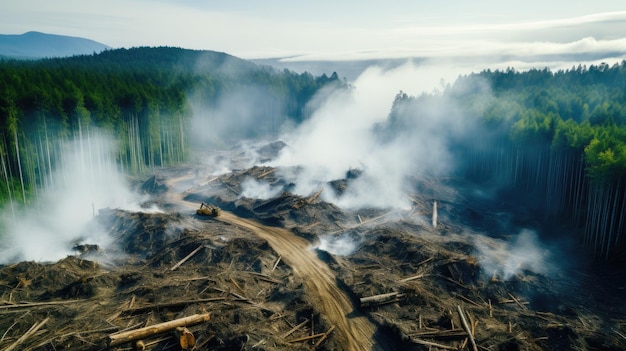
[389,61,626,260]
[0,46,340,205]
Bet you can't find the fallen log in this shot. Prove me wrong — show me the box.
[456,305,478,351]
[170,245,204,271]
[359,292,404,307]
[107,313,210,347]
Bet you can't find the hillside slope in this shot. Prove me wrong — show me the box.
[0,31,110,58]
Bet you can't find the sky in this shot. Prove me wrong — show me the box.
[2,1,626,70]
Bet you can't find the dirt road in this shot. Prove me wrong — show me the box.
[218,211,377,351]
[168,173,378,351]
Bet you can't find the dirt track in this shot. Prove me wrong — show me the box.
[169,174,378,351]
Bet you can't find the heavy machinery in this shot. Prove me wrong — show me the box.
[196,202,221,217]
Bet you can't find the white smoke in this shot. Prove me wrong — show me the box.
[272,61,479,210]
[314,232,362,256]
[239,177,281,200]
[0,132,148,263]
[474,229,552,280]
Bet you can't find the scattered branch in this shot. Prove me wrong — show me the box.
[457,305,478,351]
[107,313,210,347]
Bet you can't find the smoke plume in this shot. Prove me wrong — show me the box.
[272,61,481,210]
[0,132,147,263]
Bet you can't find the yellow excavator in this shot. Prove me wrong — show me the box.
[196,202,221,217]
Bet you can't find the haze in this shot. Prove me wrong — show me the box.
[1,1,626,71]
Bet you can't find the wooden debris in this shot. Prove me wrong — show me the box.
[0,299,88,310]
[399,273,428,283]
[175,327,195,350]
[508,293,528,311]
[457,305,478,351]
[257,168,276,179]
[123,297,227,314]
[107,313,210,347]
[359,292,404,307]
[246,271,282,284]
[314,325,336,348]
[287,332,326,343]
[170,245,204,271]
[3,317,49,351]
[410,337,458,350]
[281,319,309,339]
[271,256,282,272]
[454,293,483,307]
[411,328,466,339]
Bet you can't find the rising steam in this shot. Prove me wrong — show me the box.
[272,62,480,210]
[0,132,146,263]
[473,229,552,281]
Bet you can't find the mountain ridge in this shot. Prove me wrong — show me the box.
[0,31,111,59]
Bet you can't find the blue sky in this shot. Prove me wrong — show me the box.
[2,0,626,68]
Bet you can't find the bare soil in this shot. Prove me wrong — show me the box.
[1,162,625,351]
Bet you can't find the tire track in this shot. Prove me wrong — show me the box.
[167,173,378,350]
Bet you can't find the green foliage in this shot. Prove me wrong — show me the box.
[0,47,340,203]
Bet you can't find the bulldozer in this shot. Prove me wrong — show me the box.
[196,202,221,217]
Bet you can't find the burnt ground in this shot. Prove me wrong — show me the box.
[1,160,626,351]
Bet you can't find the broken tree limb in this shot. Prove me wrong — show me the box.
[107,313,210,347]
[170,245,204,271]
[410,338,458,350]
[122,297,226,314]
[3,317,49,351]
[286,332,326,343]
[456,305,478,351]
[271,256,282,272]
[257,168,276,179]
[246,271,282,284]
[399,273,428,283]
[0,299,88,310]
[314,325,336,348]
[280,319,309,339]
[359,292,404,307]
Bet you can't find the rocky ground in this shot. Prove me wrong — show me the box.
[1,144,625,351]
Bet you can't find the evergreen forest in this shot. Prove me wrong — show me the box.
[2,47,626,261]
[0,47,340,205]
[388,61,626,261]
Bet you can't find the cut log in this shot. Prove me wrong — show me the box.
[175,327,195,350]
[359,292,404,307]
[107,313,210,347]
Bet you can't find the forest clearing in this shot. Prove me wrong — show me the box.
[1,157,625,351]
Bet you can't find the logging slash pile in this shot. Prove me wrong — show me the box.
[1,164,625,351]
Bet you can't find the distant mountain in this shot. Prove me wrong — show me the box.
[0,31,110,59]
